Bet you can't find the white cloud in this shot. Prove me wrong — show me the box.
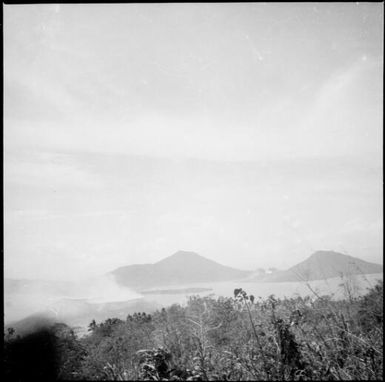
[5,158,101,189]
[3,4,383,281]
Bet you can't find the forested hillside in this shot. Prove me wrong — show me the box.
[4,281,383,381]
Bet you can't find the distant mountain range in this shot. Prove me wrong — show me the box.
[5,249,382,336]
[112,250,383,287]
[111,250,253,290]
[262,250,383,282]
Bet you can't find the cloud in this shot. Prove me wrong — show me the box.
[293,57,382,159]
[342,218,383,234]
[3,4,383,282]
[5,156,101,189]
[6,210,127,221]
[4,4,382,163]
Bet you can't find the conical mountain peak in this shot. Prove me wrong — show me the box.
[112,251,252,290]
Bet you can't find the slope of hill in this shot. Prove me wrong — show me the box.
[5,311,58,337]
[264,250,383,282]
[111,250,253,290]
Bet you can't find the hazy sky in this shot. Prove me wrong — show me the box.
[4,3,383,281]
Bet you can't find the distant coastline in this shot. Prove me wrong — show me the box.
[141,287,213,295]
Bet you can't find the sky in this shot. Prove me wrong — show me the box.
[4,3,383,282]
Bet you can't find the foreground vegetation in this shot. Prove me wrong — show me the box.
[4,281,383,381]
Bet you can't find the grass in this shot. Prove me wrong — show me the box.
[4,280,383,381]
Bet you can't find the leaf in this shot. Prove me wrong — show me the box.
[234,288,242,297]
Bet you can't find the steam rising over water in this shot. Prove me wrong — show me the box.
[4,274,141,323]
[5,273,383,327]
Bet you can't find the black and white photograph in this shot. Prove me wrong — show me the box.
[3,2,383,380]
